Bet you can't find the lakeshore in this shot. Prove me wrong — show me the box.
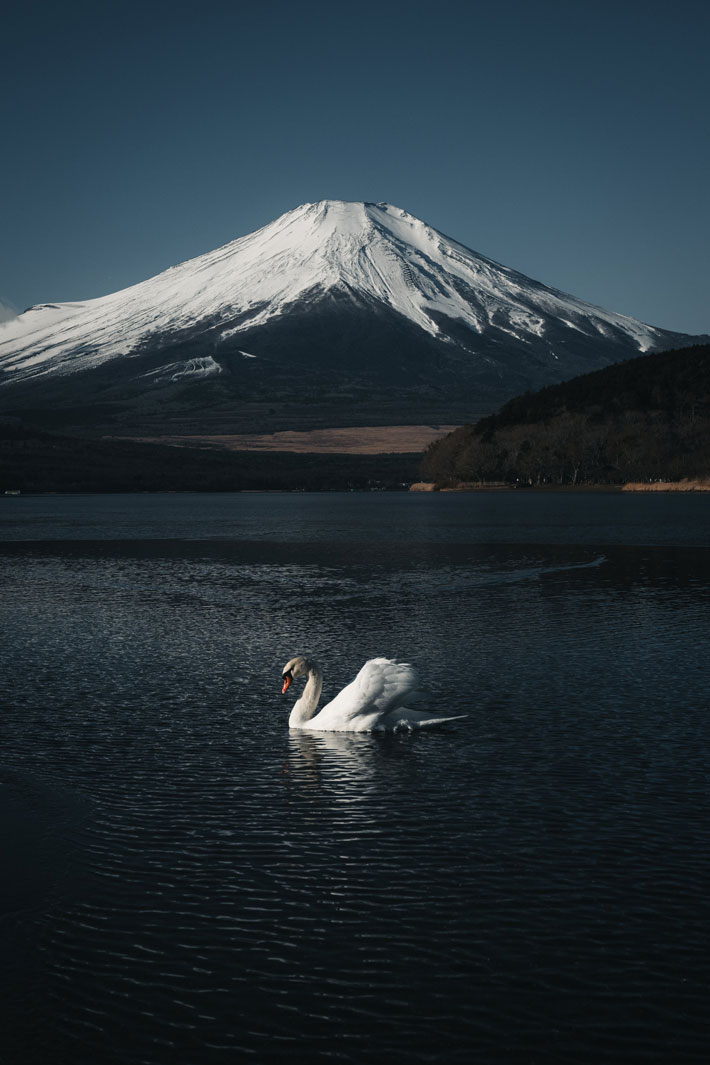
[411,479,710,493]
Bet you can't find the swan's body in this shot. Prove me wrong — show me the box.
[281,656,465,732]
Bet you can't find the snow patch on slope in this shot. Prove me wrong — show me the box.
[141,356,223,384]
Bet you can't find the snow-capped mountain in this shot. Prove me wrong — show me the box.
[0,201,702,432]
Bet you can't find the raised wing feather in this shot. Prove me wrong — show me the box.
[315,658,419,728]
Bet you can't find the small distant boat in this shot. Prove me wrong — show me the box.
[4,489,21,496]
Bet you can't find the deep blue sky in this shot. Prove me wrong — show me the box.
[1,0,708,333]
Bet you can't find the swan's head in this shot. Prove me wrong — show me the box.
[281,656,311,694]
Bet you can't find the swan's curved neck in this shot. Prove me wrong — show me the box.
[289,662,323,728]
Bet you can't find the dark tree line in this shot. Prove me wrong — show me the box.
[0,420,417,493]
[421,344,710,485]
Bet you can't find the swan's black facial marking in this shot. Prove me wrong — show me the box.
[281,669,293,694]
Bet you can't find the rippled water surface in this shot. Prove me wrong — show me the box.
[1,492,709,1064]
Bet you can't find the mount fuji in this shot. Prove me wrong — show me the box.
[0,201,703,434]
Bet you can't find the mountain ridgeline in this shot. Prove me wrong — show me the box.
[421,344,710,486]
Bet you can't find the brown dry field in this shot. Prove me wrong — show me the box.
[128,425,459,455]
[622,478,710,492]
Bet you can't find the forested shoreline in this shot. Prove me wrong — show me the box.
[421,344,710,487]
[3,344,708,494]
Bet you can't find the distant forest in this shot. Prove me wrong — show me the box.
[421,344,710,486]
[0,421,418,493]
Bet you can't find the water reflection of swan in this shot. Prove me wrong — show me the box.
[286,730,379,791]
[281,656,465,732]
[286,729,426,793]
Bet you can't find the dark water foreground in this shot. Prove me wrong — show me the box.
[1,492,709,1064]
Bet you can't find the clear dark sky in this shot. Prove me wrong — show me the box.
[1,0,708,333]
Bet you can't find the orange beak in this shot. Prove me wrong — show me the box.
[282,674,292,694]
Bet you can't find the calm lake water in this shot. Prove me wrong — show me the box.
[1,492,709,1064]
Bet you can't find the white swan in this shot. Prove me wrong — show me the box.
[281,656,465,732]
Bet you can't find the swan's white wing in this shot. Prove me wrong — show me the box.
[314,658,419,729]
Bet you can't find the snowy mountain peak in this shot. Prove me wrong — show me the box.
[0,201,703,417]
